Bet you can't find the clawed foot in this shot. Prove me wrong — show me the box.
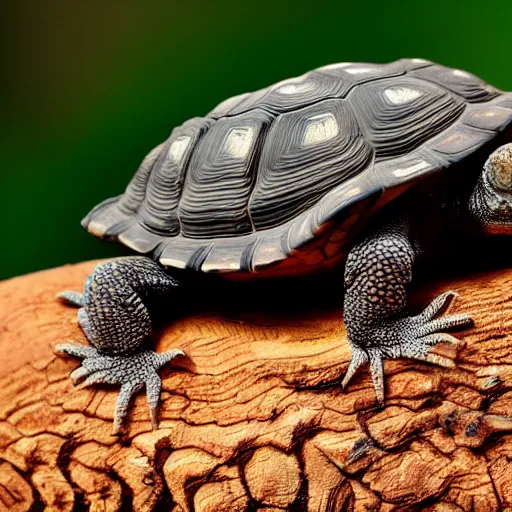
[56,343,184,434]
[342,290,473,403]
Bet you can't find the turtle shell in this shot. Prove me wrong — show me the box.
[83,58,512,276]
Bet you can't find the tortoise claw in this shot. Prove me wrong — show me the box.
[58,343,184,433]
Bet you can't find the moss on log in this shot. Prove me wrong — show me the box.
[0,261,512,511]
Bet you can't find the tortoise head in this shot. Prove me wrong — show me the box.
[469,143,512,235]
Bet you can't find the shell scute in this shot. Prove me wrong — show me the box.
[349,76,466,159]
[224,71,345,116]
[409,63,500,103]
[428,124,494,156]
[178,109,275,238]
[82,142,165,238]
[462,106,512,132]
[249,98,373,230]
[138,117,214,236]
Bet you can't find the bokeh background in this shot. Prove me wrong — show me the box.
[2,0,511,279]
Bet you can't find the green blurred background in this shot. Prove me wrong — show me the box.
[2,0,511,280]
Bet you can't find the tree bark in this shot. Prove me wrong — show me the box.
[0,261,511,512]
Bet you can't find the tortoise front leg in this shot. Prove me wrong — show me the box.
[56,256,184,434]
[341,218,473,403]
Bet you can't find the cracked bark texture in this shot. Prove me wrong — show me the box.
[1,261,512,512]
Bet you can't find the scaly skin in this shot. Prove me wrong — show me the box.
[56,256,183,434]
[341,218,473,402]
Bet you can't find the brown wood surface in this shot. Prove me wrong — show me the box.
[1,261,512,511]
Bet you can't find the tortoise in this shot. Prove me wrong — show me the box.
[56,58,512,433]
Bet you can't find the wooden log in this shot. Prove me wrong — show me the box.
[0,261,511,512]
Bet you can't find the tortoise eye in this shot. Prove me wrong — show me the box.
[486,143,512,191]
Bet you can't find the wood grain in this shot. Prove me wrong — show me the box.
[0,261,511,511]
